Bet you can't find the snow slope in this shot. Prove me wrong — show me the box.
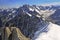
[34,22,60,40]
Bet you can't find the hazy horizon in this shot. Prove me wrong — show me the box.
[0,0,60,9]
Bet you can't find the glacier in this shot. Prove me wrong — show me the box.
[33,22,60,40]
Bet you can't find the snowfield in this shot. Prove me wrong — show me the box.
[34,22,60,40]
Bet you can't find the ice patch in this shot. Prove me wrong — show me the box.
[29,7,34,11]
[26,12,32,17]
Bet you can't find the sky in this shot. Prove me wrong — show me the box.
[0,0,60,8]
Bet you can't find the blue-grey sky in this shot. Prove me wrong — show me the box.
[0,0,60,8]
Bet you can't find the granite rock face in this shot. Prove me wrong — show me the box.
[0,27,30,40]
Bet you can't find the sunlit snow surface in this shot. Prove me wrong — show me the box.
[32,22,60,40]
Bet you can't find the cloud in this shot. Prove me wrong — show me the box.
[40,2,60,6]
